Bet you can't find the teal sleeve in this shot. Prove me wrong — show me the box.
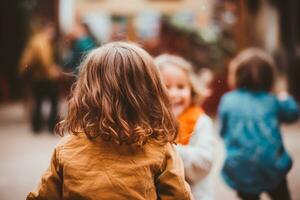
[278,96,299,123]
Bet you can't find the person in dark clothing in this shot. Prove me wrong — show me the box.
[31,79,58,132]
[20,22,61,133]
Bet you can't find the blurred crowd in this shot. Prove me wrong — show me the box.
[18,20,98,133]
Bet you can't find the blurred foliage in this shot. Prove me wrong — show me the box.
[165,16,237,70]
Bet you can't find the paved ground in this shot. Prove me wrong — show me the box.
[0,102,299,200]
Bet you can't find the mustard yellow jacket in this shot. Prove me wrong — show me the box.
[27,134,193,200]
[19,33,59,80]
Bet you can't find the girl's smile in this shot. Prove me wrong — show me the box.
[160,64,192,117]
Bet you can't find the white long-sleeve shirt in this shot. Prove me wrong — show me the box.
[176,114,216,200]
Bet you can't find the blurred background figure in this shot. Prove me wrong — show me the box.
[156,54,216,200]
[19,21,61,133]
[219,48,299,200]
[63,21,98,73]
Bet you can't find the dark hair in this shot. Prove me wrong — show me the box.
[81,22,99,45]
[229,48,276,92]
[56,42,177,146]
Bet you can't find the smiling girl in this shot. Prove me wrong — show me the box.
[155,54,216,200]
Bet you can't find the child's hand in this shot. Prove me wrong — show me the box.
[274,76,288,94]
[274,76,290,100]
[277,91,289,101]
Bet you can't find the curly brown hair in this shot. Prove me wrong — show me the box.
[56,42,177,146]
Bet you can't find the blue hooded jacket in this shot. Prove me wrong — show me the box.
[218,89,299,193]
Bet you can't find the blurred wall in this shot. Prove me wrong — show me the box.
[276,0,300,99]
[235,0,300,100]
[0,0,27,100]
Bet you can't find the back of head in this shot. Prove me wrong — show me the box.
[56,42,177,146]
[228,48,276,92]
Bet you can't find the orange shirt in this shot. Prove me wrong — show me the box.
[177,106,204,145]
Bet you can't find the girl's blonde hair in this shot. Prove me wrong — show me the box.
[154,54,202,105]
[56,42,177,146]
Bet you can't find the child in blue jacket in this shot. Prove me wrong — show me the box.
[218,48,299,200]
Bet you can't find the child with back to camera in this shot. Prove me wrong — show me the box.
[26,42,193,200]
[155,54,215,200]
[218,48,299,200]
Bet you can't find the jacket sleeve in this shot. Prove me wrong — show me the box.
[176,115,215,183]
[156,144,194,200]
[26,147,62,200]
[277,94,299,123]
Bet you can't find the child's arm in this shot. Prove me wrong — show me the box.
[156,144,194,200]
[176,115,215,183]
[277,92,300,123]
[26,148,62,200]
